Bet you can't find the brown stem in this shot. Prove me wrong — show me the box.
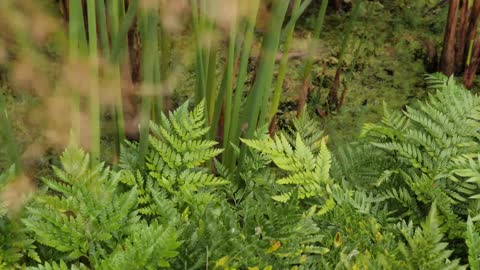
[440,0,460,76]
[297,73,311,117]
[316,107,327,117]
[329,68,342,112]
[337,81,348,112]
[268,114,277,136]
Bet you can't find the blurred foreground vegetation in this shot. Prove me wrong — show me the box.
[2,0,480,269]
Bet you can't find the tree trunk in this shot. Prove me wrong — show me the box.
[455,0,470,72]
[441,0,460,76]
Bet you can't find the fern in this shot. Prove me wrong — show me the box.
[23,148,140,262]
[21,148,181,268]
[7,75,480,268]
[0,166,39,269]
[285,108,324,153]
[27,261,87,270]
[361,74,480,236]
[97,221,180,269]
[466,217,480,270]
[424,72,453,90]
[242,134,332,202]
[146,100,227,195]
[398,203,465,270]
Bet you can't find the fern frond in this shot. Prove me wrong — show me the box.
[398,203,465,270]
[424,73,452,90]
[97,221,180,269]
[23,147,139,261]
[27,260,87,270]
[466,217,480,270]
[243,135,332,202]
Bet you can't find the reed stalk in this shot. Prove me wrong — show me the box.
[243,0,290,139]
[223,0,261,169]
[221,18,238,165]
[68,0,85,147]
[138,7,158,169]
[0,94,20,173]
[86,0,100,165]
[297,0,328,115]
[268,0,307,122]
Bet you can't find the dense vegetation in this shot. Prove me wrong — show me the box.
[2,74,480,269]
[2,0,480,269]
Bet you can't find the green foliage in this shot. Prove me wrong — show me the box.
[5,78,480,268]
[466,217,480,270]
[242,134,332,202]
[22,147,180,268]
[147,100,226,193]
[397,204,464,270]
[0,166,38,269]
[23,148,139,261]
[360,74,480,237]
[97,221,180,269]
[28,260,87,270]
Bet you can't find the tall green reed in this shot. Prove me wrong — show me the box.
[0,94,20,173]
[68,0,86,149]
[138,5,161,170]
[64,0,317,179]
[190,0,313,180]
[68,0,144,164]
[86,0,100,165]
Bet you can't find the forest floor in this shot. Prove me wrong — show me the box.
[0,2,464,172]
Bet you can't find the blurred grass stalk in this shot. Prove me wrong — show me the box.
[68,0,86,149]
[297,0,328,115]
[69,0,141,164]
[86,0,100,165]
[64,0,315,177]
[234,0,295,177]
[0,94,20,173]
[138,4,161,169]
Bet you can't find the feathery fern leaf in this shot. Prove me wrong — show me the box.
[23,148,139,261]
[242,134,332,202]
[466,217,480,270]
[147,100,227,196]
[97,221,180,269]
[398,203,465,270]
[27,261,87,270]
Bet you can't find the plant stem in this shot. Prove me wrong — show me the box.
[222,19,238,165]
[269,0,305,122]
[225,0,261,169]
[0,94,20,173]
[86,0,100,165]
[138,8,158,169]
[297,0,328,116]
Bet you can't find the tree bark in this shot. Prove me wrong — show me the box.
[424,39,438,73]
[440,0,460,76]
[455,0,470,72]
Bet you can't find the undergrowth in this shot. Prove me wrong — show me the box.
[1,74,480,269]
